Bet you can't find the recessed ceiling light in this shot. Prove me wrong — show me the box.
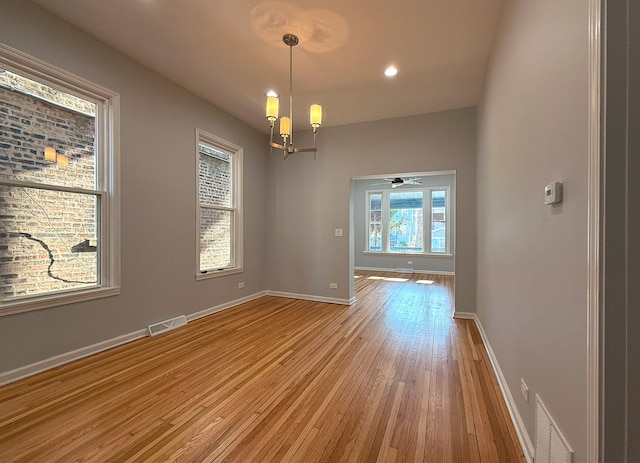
[384,66,398,77]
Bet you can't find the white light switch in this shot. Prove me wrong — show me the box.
[335,228,343,237]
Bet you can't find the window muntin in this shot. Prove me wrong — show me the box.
[366,187,450,255]
[196,130,242,277]
[0,45,119,316]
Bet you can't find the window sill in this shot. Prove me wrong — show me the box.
[0,286,121,317]
[363,251,454,258]
[196,267,243,280]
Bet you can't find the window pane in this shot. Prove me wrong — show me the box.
[431,190,447,253]
[389,191,423,253]
[200,208,233,271]
[0,185,99,298]
[369,224,382,251]
[0,69,96,189]
[199,144,231,207]
[368,193,382,251]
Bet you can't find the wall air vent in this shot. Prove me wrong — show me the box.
[534,394,573,463]
[148,315,187,336]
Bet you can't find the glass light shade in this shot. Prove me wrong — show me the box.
[310,104,322,127]
[57,154,69,167]
[266,96,279,121]
[45,146,56,163]
[280,116,291,137]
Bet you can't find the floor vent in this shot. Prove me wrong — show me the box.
[534,394,573,463]
[148,315,187,336]
[396,268,414,274]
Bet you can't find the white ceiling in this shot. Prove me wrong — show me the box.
[31,0,503,133]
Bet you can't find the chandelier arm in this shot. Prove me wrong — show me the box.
[291,147,318,153]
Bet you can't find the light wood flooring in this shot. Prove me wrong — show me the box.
[0,271,524,462]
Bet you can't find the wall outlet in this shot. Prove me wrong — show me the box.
[407,260,413,265]
[329,283,338,289]
[521,378,529,403]
[335,228,343,237]
[238,282,245,289]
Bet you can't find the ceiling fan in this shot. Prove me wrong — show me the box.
[371,177,423,188]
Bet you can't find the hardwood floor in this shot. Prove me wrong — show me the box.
[0,271,524,462]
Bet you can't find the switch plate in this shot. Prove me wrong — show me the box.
[335,228,343,237]
[329,283,338,289]
[238,282,245,289]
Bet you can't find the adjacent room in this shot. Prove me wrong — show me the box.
[1,0,630,462]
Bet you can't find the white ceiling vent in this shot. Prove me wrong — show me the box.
[148,315,187,336]
[534,394,573,463]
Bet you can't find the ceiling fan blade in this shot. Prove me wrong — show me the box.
[370,182,389,186]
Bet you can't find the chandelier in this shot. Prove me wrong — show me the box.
[266,34,322,159]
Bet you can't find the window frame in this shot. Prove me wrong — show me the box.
[365,186,452,256]
[195,128,243,279]
[0,43,120,317]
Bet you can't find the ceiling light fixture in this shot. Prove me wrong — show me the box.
[266,34,322,160]
[384,66,398,77]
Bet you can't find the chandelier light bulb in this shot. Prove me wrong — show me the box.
[310,104,322,128]
[279,116,291,138]
[266,96,279,121]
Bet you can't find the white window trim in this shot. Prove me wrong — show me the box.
[0,43,121,317]
[195,129,243,280]
[364,186,453,257]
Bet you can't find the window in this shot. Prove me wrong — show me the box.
[366,187,450,255]
[0,44,120,316]
[196,129,242,278]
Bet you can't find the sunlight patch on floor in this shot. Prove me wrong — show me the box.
[417,280,435,285]
[366,276,409,282]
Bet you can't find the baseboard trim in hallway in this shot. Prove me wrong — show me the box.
[454,311,535,462]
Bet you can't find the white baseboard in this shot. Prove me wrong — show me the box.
[462,313,535,463]
[265,290,354,306]
[0,328,147,387]
[355,266,455,275]
[187,291,268,322]
[453,311,476,319]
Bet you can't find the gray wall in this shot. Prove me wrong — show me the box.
[601,1,640,461]
[0,0,268,372]
[266,108,476,311]
[476,0,589,461]
[352,174,455,274]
